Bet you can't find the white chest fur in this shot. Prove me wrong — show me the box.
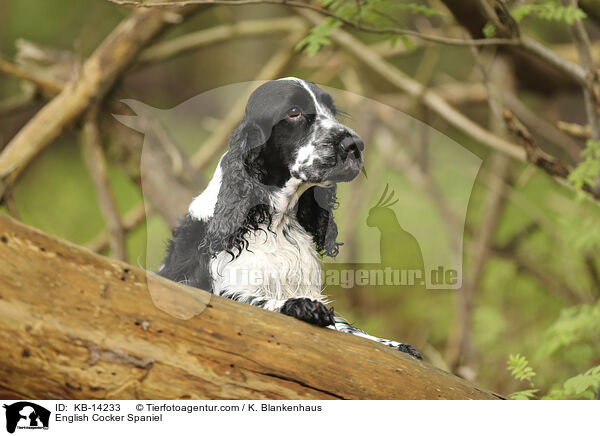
[209,216,323,302]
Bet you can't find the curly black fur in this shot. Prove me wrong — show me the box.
[281,298,335,327]
[396,344,423,360]
[296,185,340,258]
[159,215,212,291]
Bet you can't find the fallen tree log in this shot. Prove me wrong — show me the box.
[0,214,503,400]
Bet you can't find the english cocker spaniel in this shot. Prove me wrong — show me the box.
[159,77,421,359]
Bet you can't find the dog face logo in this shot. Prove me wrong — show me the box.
[3,402,50,434]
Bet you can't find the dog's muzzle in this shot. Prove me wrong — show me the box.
[326,130,364,182]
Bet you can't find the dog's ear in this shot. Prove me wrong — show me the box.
[205,122,272,257]
[238,120,269,180]
[297,185,340,258]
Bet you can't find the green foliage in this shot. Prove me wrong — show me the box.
[507,354,540,399]
[545,366,600,399]
[569,139,600,192]
[507,353,536,385]
[510,388,540,400]
[483,1,587,40]
[506,353,600,399]
[482,22,497,38]
[562,366,600,398]
[511,2,587,25]
[296,18,342,56]
[540,302,600,355]
[558,214,600,253]
[296,0,442,55]
[507,302,600,399]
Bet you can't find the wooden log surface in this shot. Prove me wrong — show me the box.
[0,214,503,400]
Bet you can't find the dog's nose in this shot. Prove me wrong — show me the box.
[340,134,364,154]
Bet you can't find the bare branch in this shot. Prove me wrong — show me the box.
[558,121,591,139]
[81,106,128,261]
[107,0,519,47]
[138,16,305,64]
[0,57,63,94]
[519,35,587,86]
[566,0,600,139]
[0,1,202,201]
[445,55,512,375]
[502,110,572,180]
[0,82,37,117]
[2,188,20,220]
[86,204,147,253]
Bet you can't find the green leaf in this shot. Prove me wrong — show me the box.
[400,35,415,50]
[507,353,536,385]
[483,22,496,38]
[511,3,586,24]
[296,18,342,56]
[569,139,600,191]
[541,301,600,355]
[544,365,600,399]
[509,389,539,400]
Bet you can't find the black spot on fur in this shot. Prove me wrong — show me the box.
[397,343,423,360]
[281,298,335,327]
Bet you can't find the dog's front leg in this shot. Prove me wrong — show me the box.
[218,290,335,327]
[330,316,422,359]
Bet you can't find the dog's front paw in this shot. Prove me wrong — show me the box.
[397,343,422,360]
[281,298,335,327]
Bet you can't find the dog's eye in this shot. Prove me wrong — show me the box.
[287,107,301,119]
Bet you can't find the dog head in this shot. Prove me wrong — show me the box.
[234,77,364,187]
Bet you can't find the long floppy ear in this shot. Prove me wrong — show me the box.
[205,122,273,258]
[296,185,340,258]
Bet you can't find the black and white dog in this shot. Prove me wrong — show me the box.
[159,77,421,359]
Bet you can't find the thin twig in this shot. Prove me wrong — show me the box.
[86,204,147,253]
[558,120,591,139]
[0,82,37,117]
[519,35,587,86]
[0,57,64,94]
[81,106,127,261]
[138,16,305,64]
[566,0,600,139]
[447,153,511,375]
[2,188,20,220]
[445,56,513,375]
[503,109,572,180]
[504,93,583,162]
[107,0,519,47]
[584,254,600,297]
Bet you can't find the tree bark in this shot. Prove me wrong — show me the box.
[0,214,503,400]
